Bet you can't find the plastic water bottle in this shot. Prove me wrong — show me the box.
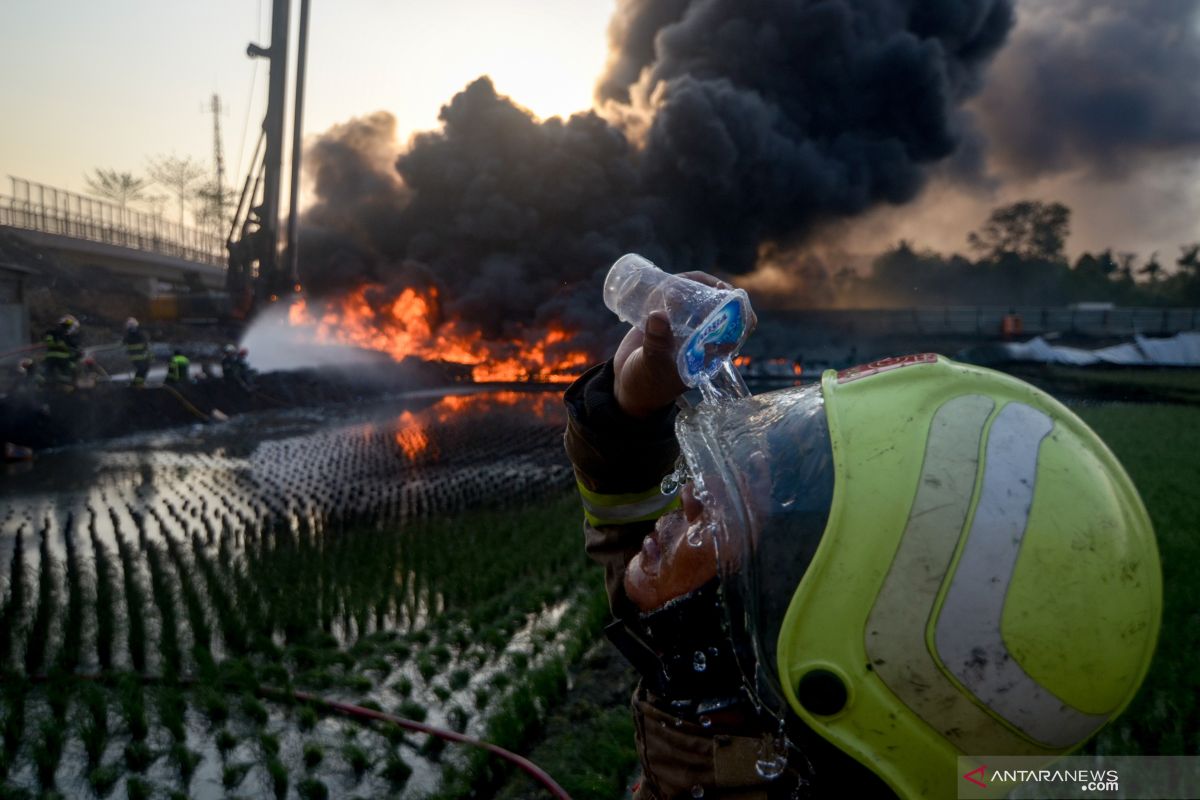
[603,253,753,401]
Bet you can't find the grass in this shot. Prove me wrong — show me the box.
[1075,403,1200,755]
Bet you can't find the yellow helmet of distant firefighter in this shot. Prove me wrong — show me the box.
[675,353,1161,799]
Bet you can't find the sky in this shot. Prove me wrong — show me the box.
[1,0,1198,266]
[0,0,612,205]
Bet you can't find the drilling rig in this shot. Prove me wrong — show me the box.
[226,0,311,317]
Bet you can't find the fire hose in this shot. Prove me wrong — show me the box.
[282,689,573,799]
[25,672,573,799]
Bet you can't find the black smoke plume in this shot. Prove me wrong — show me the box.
[299,0,1016,349]
[973,0,1200,180]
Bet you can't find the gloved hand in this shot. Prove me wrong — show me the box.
[613,271,751,417]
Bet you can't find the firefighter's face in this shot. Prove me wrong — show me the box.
[624,483,718,613]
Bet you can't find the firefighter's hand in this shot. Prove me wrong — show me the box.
[613,271,736,418]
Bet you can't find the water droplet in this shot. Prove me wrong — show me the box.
[698,715,712,728]
[692,651,707,672]
[691,785,705,798]
[660,474,679,495]
[755,732,788,780]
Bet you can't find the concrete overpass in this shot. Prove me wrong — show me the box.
[1,177,226,293]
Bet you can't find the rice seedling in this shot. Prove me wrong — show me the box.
[215,728,238,757]
[343,743,370,781]
[0,530,27,670]
[196,684,229,725]
[448,667,470,691]
[432,685,452,703]
[114,531,147,673]
[222,761,251,790]
[297,704,318,731]
[396,699,427,723]
[267,755,289,800]
[302,741,324,769]
[259,731,281,758]
[78,683,108,767]
[87,763,121,795]
[157,686,187,742]
[32,720,64,789]
[241,693,269,726]
[24,522,58,676]
[143,543,181,678]
[169,742,201,784]
[89,527,116,671]
[126,775,151,800]
[382,755,413,790]
[57,514,83,674]
[117,675,149,742]
[123,740,155,773]
[297,777,329,800]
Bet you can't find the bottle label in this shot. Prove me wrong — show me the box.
[681,296,747,382]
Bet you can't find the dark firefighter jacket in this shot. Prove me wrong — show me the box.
[563,361,895,800]
[123,329,150,362]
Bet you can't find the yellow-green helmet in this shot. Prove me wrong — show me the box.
[676,354,1161,800]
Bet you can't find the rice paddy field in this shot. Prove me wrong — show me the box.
[0,388,601,799]
[0,373,1196,800]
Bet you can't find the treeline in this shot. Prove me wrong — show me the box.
[796,202,1200,308]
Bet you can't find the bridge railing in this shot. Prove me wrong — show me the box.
[0,176,226,267]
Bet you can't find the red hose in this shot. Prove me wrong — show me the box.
[288,689,573,800]
[25,674,574,797]
[0,343,45,361]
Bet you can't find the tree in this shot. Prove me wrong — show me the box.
[147,154,207,227]
[1138,251,1163,284]
[194,179,236,239]
[83,168,148,211]
[1177,243,1200,275]
[967,201,1071,263]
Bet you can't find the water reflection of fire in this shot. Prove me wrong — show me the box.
[392,391,562,460]
[288,285,591,383]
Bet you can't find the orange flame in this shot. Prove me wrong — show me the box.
[393,409,432,459]
[288,285,591,383]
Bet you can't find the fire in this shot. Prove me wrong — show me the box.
[390,390,563,460]
[393,410,432,459]
[287,284,591,383]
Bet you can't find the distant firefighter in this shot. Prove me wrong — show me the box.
[165,349,191,385]
[123,317,151,387]
[222,344,252,388]
[42,314,82,390]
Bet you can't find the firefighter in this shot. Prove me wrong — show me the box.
[564,279,1161,799]
[123,317,151,387]
[220,343,246,386]
[165,349,190,385]
[42,314,82,390]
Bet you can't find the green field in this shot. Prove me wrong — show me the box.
[0,395,1193,799]
[1077,404,1200,756]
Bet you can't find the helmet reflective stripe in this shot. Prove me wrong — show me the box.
[575,481,681,527]
[935,402,1107,748]
[865,394,1041,755]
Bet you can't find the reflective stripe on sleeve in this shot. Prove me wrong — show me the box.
[576,481,681,527]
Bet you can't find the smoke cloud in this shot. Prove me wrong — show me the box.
[299,0,1017,337]
[844,0,1200,268]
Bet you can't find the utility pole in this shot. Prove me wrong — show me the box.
[210,94,226,222]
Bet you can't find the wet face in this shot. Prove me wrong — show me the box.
[624,483,719,613]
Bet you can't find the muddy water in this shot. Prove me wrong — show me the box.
[0,387,577,799]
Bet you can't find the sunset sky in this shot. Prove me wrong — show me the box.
[0,0,611,199]
[1,0,1197,263]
